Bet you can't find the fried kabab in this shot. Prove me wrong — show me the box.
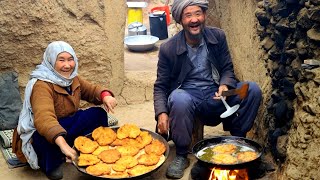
[117,124,141,139]
[137,153,161,166]
[145,139,166,156]
[98,149,121,163]
[78,153,100,166]
[86,163,111,176]
[211,143,237,154]
[92,126,117,146]
[74,136,99,154]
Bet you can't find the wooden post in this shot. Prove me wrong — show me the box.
[189,116,204,152]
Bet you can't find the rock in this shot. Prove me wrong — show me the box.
[285,49,297,59]
[268,46,281,61]
[308,6,320,22]
[307,27,320,41]
[290,58,301,69]
[286,0,299,4]
[273,30,286,47]
[297,7,313,29]
[272,1,291,17]
[276,18,296,32]
[276,135,288,157]
[310,0,320,5]
[296,39,309,56]
[257,1,265,9]
[261,36,275,50]
[255,8,270,26]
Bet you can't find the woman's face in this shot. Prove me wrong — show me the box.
[54,52,75,78]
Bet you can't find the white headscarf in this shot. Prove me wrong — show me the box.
[171,0,209,23]
[17,41,78,169]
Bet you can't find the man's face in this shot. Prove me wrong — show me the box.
[181,5,206,39]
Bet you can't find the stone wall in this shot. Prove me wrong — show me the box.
[0,0,126,102]
[255,0,320,179]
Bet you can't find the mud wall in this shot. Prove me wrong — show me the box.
[209,0,320,179]
[255,0,320,179]
[0,0,126,103]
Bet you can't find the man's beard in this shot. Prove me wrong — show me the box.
[185,29,204,42]
[184,23,204,42]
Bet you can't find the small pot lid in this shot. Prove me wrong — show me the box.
[128,22,147,31]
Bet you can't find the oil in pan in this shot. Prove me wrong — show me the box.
[197,143,258,165]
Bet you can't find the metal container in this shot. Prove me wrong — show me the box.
[192,136,263,169]
[124,35,159,52]
[149,12,168,40]
[72,126,169,179]
[128,22,147,36]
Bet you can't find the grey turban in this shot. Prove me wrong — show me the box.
[171,0,209,23]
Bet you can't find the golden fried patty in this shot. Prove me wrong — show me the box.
[237,151,258,162]
[127,165,154,177]
[145,139,166,156]
[98,149,121,164]
[117,124,141,139]
[116,145,140,157]
[211,143,237,154]
[137,153,161,166]
[115,155,138,169]
[86,163,111,176]
[74,136,99,154]
[78,153,100,166]
[211,153,238,164]
[92,126,117,146]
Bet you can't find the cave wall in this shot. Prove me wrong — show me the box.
[0,0,126,103]
[208,0,320,179]
[255,0,320,179]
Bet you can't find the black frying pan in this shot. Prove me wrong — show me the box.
[192,136,263,169]
[72,126,170,179]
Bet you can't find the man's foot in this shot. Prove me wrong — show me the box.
[190,161,210,180]
[166,155,190,179]
[46,165,63,180]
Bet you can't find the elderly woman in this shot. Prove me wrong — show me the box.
[12,41,117,180]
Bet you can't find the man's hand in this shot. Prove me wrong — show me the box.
[103,96,117,113]
[55,136,77,162]
[213,84,228,99]
[157,113,169,134]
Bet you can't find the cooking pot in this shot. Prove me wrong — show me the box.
[128,22,147,36]
[192,136,263,169]
[72,126,170,179]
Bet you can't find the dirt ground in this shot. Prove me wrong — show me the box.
[0,101,226,180]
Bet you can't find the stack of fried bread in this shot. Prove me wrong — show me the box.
[74,124,166,178]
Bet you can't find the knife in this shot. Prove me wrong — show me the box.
[221,83,249,99]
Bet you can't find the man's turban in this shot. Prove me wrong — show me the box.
[171,0,209,24]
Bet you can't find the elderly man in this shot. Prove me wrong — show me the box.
[153,0,262,179]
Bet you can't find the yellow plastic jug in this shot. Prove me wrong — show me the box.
[127,8,143,25]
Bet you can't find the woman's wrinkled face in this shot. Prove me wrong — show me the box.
[54,52,75,78]
[181,5,206,39]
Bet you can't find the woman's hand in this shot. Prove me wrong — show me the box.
[102,96,117,113]
[213,84,228,100]
[55,136,77,162]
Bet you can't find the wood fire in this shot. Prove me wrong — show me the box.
[209,168,248,180]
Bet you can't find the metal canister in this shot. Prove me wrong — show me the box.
[128,22,147,36]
